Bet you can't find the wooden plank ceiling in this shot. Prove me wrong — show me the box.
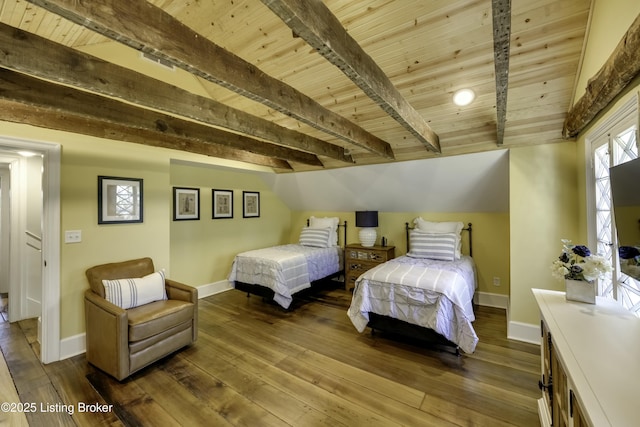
[0,0,592,172]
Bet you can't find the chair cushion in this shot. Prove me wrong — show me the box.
[127,299,195,342]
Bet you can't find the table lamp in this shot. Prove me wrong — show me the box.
[355,211,378,247]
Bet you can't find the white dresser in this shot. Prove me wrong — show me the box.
[532,289,640,427]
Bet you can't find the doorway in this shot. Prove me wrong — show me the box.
[0,136,60,364]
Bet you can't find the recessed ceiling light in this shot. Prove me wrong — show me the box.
[453,88,475,106]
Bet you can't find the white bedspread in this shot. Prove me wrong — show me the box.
[347,255,478,353]
[229,244,342,308]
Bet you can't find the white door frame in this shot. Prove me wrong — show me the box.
[1,136,60,364]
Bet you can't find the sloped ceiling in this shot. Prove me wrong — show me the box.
[261,149,509,212]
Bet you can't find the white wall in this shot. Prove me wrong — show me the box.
[262,149,510,213]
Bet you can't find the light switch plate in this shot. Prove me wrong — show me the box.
[65,230,82,243]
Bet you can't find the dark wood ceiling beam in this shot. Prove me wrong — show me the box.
[26,0,395,160]
[563,13,640,138]
[0,100,291,170]
[491,0,511,146]
[0,23,348,166]
[261,0,441,154]
[0,68,311,169]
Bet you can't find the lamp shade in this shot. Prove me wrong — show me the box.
[355,211,378,227]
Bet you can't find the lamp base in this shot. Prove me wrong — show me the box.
[359,228,377,247]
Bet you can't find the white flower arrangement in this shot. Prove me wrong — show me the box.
[551,239,612,282]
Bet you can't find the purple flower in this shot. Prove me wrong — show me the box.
[619,246,640,259]
[572,245,591,258]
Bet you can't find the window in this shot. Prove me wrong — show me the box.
[588,96,639,313]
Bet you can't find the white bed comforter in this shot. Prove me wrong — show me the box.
[347,255,478,353]
[228,244,342,308]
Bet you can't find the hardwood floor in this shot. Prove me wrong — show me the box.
[0,286,541,426]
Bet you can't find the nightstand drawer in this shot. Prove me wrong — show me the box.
[344,244,395,292]
[347,261,376,276]
[347,249,390,263]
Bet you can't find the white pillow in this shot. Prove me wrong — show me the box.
[407,230,457,261]
[102,270,167,309]
[309,216,339,246]
[299,227,332,248]
[413,218,464,258]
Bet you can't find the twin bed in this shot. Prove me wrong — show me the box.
[228,216,478,354]
[348,219,478,354]
[228,216,346,309]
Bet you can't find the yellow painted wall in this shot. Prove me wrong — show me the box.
[169,162,292,285]
[0,121,280,339]
[509,142,580,325]
[290,210,510,296]
[60,135,172,338]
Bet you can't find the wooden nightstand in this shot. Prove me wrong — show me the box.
[344,244,395,291]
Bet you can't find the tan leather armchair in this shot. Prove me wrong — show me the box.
[84,257,197,381]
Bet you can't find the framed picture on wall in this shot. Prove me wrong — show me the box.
[173,187,200,221]
[98,176,143,224]
[243,191,260,218]
[212,189,233,219]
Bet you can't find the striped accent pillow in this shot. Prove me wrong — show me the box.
[299,227,331,248]
[102,270,167,309]
[408,231,457,261]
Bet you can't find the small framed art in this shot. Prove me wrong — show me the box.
[173,187,200,221]
[243,191,260,218]
[212,189,233,219]
[98,176,143,224]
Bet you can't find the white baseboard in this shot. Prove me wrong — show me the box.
[474,291,509,309]
[508,320,541,345]
[59,332,86,361]
[473,292,540,345]
[197,280,233,298]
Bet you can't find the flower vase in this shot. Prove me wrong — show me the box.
[565,279,596,304]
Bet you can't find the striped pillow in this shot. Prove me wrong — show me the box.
[102,270,167,309]
[408,230,457,261]
[299,227,331,248]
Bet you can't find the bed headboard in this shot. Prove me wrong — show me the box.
[306,219,348,248]
[405,222,473,257]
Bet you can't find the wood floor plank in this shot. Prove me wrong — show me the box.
[275,354,456,426]
[44,356,124,426]
[292,349,425,408]
[0,340,28,427]
[87,371,182,426]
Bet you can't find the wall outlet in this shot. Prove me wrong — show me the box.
[64,230,82,243]
[493,276,501,286]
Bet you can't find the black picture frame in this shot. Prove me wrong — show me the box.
[243,191,260,218]
[173,187,200,221]
[98,176,143,224]
[212,189,233,219]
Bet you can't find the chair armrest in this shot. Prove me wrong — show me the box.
[165,279,198,304]
[84,290,127,316]
[84,290,129,380]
